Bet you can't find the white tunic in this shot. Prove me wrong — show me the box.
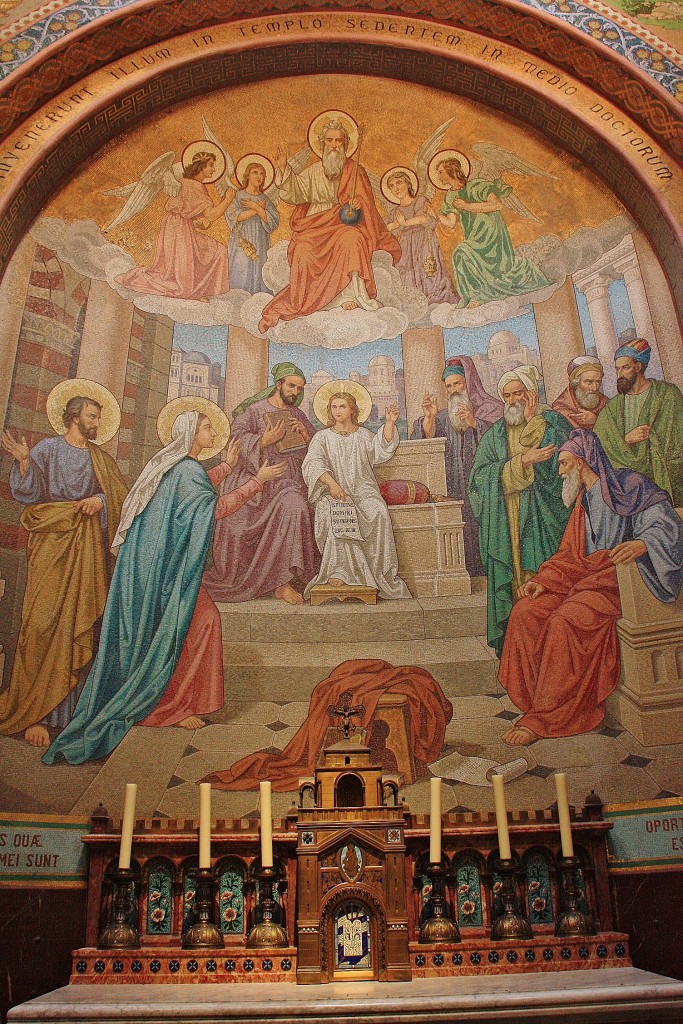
[302,427,411,600]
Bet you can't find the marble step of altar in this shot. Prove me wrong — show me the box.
[8,968,683,1023]
[215,587,497,708]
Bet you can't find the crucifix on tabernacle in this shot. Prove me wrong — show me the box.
[328,690,366,739]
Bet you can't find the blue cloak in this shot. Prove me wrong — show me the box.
[43,458,216,764]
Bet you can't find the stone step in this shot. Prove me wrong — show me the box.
[216,635,497,712]
[217,587,488,645]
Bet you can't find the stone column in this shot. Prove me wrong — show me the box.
[532,278,585,404]
[573,273,619,396]
[0,236,37,428]
[632,231,683,390]
[401,326,446,434]
[225,326,269,418]
[614,249,664,380]
[77,280,134,405]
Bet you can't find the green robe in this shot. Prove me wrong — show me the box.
[468,410,571,657]
[594,380,683,507]
[440,179,550,305]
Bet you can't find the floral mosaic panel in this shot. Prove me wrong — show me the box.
[525,851,555,925]
[218,860,244,935]
[146,865,173,935]
[182,872,197,932]
[455,857,483,928]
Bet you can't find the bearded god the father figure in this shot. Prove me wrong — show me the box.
[258,113,401,333]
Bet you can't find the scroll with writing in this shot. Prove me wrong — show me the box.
[262,410,307,453]
[330,500,363,540]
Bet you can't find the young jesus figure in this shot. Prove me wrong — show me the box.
[302,392,410,601]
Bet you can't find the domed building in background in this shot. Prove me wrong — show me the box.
[168,348,224,405]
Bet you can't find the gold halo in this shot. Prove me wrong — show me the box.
[312,379,373,425]
[380,166,419,206]
[427,149,471,192]
[46,379,121,445]
[234,153,275,191]
[181,141,227,185]
[308,110,359,158]
[156,397,231,462]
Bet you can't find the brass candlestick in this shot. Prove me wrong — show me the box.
[491,858,532,941]
[419,862,460,943]
[182,867,224,948]
[98,867,140,949]
[555,856,597,937]
[247,865,288,947]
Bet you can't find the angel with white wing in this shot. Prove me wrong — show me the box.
[110,142,233,301]
[430,144,553,306]
[380,118,459,305]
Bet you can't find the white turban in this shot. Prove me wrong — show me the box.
[497,364,543,401]
[111,410,199,553]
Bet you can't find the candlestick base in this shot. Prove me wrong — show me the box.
[554,856,598,937]
[98,867,140,949]
[247,865,288,948]
[419,862,460,944]
[182,868,224,949]
[491,858,532,941]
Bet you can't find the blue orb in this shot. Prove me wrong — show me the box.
[339,204,363,225]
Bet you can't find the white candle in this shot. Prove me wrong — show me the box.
[491,773,511,860]
[260,781,273,868]
[118,783,137,870]
[554,772,574,858]
[199,783,212,869]
[429,777,442,864]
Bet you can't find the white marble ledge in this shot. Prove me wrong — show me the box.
[7,967,683,1023]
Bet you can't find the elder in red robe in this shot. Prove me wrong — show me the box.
[259,124,401,332]
[203,659,452,791]
[499,429,683,745]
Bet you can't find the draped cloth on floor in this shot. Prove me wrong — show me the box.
[203,659,453,791]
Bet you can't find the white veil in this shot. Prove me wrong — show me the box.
[111,410,199,553]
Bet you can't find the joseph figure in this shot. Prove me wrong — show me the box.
[0,392,127,747]
[203,362,320,605]
[468,366,571,657]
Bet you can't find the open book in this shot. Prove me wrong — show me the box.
[330,500,363,540]
[262,410,307,453]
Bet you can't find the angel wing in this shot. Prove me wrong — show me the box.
[413,117,454,201]
[101,151,182,233]
[201,115,236,198]
[470,142,558,222]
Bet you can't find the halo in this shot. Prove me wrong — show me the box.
[46,379,121,445]
[308,110,359,158]
[157,397,231,462]
[380,166,419,206]
[312,379,373,426]
[427,149,471,192]
[181,140,227,185]
[235,153,275,191]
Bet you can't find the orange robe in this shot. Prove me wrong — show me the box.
[260,160,401,326]
[498,500,621,738]
[204,658,452,791]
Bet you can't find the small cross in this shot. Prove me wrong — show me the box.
[328,690,366,739]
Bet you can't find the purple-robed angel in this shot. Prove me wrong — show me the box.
[202,364,320,605]
[411,355,503,575]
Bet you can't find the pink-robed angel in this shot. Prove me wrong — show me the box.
[105,145,233,301]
